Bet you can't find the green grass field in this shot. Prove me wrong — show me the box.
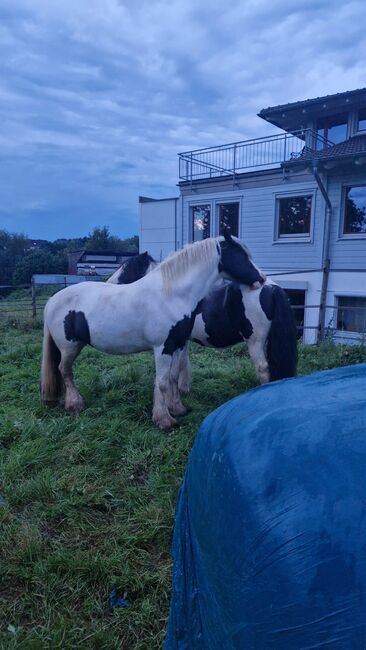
[1,318,366,649]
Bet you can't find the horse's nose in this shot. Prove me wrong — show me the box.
[259,272,266,284]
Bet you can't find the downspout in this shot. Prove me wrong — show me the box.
[174,198,177,251]
[312,162,332,342]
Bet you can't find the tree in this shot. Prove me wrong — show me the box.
[345,196,366,233]
[85,226,139,252]
[120,235,139,252]
[12,250,68,285]
[85,226,117,251]
[0,230,28,284]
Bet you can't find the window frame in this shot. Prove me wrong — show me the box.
[215,199,241,238]
[340,184,366,239]
[316,113,349,145]
[356,108,366,134]
[273,191,315,243]
[335,294,366,336]
[189,202,212,242]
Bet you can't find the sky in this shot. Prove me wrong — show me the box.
[1,0,366,241]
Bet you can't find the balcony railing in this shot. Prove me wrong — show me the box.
[178,129,332,182]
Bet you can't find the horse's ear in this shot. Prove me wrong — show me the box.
[142,251,148,258]
[223,229,233,243]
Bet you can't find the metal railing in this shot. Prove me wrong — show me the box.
[178,129,332,182]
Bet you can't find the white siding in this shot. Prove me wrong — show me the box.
[181,178,325,273]
[327,168,366,270]
[139,198,178,261]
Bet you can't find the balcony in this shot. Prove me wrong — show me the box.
[178,129,331,182]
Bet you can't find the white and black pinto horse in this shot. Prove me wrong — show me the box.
[108,245,298,390]
[41,235,265,431]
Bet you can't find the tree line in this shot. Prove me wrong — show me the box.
[0,227,139,285]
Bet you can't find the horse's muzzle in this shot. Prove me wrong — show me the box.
[251,273,266,290]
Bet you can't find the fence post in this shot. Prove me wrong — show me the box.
[31,281,36,318]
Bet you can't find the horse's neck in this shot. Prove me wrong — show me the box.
[170,259,219,308]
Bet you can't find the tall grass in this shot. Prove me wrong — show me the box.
[1,321,365,648]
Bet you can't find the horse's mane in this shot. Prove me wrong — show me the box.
[157,238,219,294]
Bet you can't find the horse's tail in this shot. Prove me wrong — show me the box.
[267,285,298,381]
[40,321,63,403]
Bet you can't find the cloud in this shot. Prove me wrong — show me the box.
[0,0,366,239]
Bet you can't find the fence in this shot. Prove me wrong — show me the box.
[0,275,106,319]
[1,279,365,346]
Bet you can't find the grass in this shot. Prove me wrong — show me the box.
[1,318,366,649]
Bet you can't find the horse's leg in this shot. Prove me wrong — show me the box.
[152,346,177,431]
[168,350,188,417]
[59,344,85,414]
[177,343,192,396]
[247,338,270,385]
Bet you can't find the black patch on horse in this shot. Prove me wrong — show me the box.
[259,284,275,320]
[162,301,203,356]
[117,252,155,284]
[64,310,90,344]
[201,283,253,347]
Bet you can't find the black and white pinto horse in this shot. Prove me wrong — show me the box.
[41,235,265,431]
[108,246,298,391]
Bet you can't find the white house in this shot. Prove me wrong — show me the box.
[139,88,366,344]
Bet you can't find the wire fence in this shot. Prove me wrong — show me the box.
[1,280,366,346]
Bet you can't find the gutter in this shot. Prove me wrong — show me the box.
[312,162,332,342]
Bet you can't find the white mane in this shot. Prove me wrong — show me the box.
[158,238,220,294]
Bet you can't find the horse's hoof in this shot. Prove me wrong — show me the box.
[153,414,177,432]
[42,399,60,408]
[178,382,191,396]
[169,403,187,417]
[65,398,84,415]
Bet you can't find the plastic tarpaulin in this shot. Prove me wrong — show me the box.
[165,364,366,649]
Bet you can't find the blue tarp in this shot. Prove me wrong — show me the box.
[166,364,366,649]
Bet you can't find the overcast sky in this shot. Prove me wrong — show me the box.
[1,0,366,240]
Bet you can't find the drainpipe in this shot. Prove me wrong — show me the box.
[312,163,332,342]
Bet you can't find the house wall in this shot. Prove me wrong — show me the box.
[180,169,325,273]
[327,166,366,269]
[139,197,178,260]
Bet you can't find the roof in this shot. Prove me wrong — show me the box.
[259,88,366,133]
[285,134,366,168]
[259,87,366,116]
[69,249,138,257]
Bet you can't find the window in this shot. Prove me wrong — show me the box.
[343,186,366,235]
[217,202,239,237]
[337,296,366,333]
[357,108,366,132]
[317,113,348,147]
[276,195,312,238]
[191,204,210,241]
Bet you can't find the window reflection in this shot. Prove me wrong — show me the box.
[277,195,312,237]
[192,205,210,241]
[344,186,366,234]
[218,203,239,237]
[317,113,348,147]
